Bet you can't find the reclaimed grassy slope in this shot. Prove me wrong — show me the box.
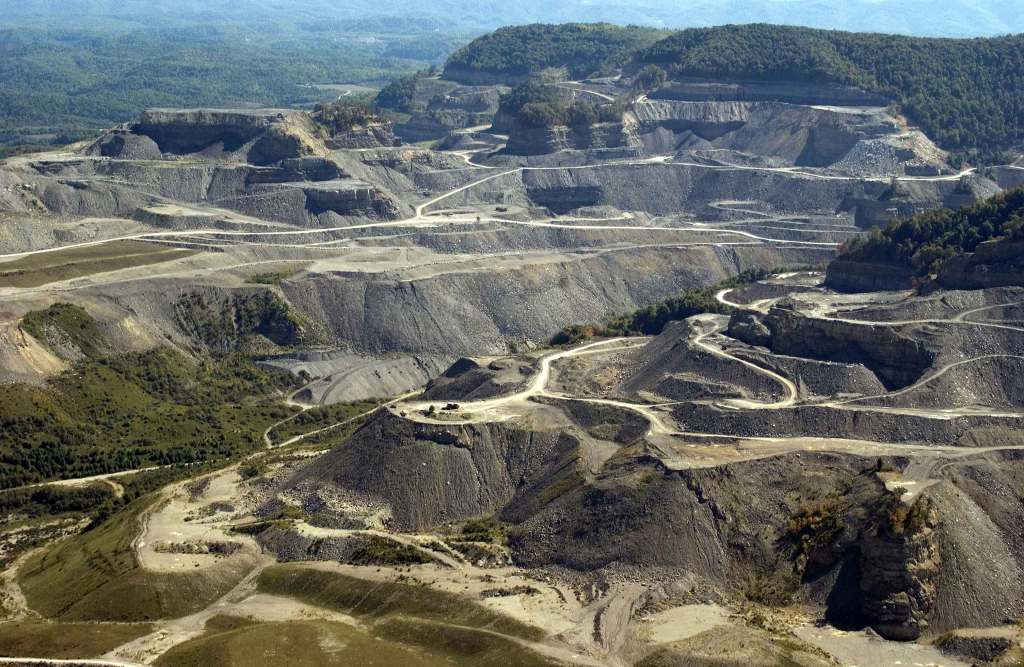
[154,619,447,667]
[18,496,251,622]
[0,240,197,289]
[258,565,543,640]
[0,621,154,660]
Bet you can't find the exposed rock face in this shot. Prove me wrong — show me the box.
[90,108,329,165]
[282,245,833,358]
[324,122,398,150]
[859,498,940,640]
[763,304,934,389]
[217,178,405,224]
[937,239,1024,290]
[85,129,163,160]
[825,259,915,292]
[631,100,749,140]
[727,310,771,347]
[506,122,639,156]
[629,99,949,175]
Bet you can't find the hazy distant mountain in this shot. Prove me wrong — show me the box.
[5,0,1024,37]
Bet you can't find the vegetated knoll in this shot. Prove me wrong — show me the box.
[2,305,299,487]
[634,24,1024,157]
[18,496,253,621]
[173,290,320,355]
[19,302,112,361]
[827,187,1024,292]
[443,23,669,85]
[495,81,631,156]
[310,100,398,149]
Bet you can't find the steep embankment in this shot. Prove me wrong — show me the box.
[282,244,832,357]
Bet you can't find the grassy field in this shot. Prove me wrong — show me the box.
[155,619,445,667]
[0,240,196,288]
[373,616,565,666]
[258,566,545,641]
[0,620,153,659]
[18,497,250,622]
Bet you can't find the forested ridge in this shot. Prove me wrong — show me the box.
[443,23,1024,155]
[837,187,1024,277]
[636,24,1024,153]
[444,24,669,82]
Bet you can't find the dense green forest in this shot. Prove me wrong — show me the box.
[837,187,1024,277]
[0,25,449,151]
[374,68,440,113]
[444,23,669,83]
[1,304,303,488]
[497,82,624,128]
[636,24,1024,154]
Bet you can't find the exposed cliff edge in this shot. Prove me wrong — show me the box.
[87,106,400,165]
[937,239,1024,290]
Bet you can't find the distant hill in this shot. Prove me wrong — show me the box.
[635,24,1024,154]
[5,0,1024,36]
[443,24,669,84]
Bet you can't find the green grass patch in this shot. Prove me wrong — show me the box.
[257,566,544,641]
[245,270,298,286]
[203,615,258,633]
[0,241,195,288]
[154,619,444,667]
[0,484,115,521]
[456,517,506,545]
[374,616,563,666]
[0,620,153,659]
[18,496,250,622]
